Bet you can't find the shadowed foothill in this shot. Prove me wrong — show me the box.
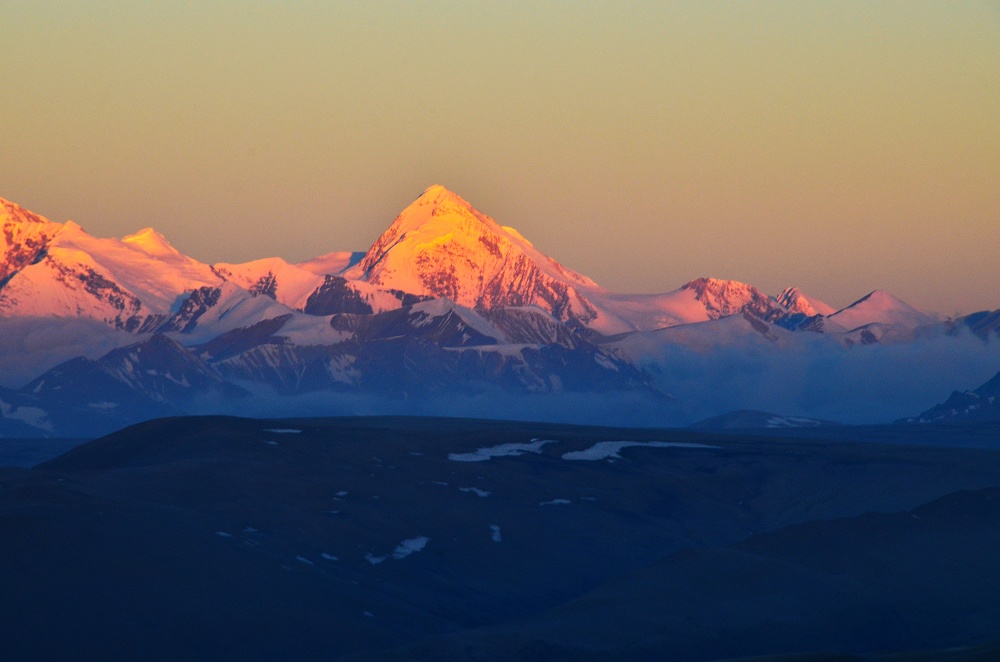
[2,416,1000,660]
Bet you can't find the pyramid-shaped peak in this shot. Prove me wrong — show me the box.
[356,186,508,275]
[835,289,932,318]
[343,185,600,321]
[419,183,460,201]
[844,289,912,311]
[398,184,492,227]
[830,289,940,329]
[413,184,478,205]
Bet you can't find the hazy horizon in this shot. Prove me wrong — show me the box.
[3,2,997,314]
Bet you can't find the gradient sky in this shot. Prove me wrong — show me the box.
[2,1,998,314]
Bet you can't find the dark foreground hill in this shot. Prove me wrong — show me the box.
[2,416,1000,660]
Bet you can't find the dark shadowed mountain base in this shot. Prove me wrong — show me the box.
[2,417,1000,661]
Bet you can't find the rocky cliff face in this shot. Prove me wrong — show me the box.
[0,198,61,286]
[776,286,836,317]
[682,277,787,322]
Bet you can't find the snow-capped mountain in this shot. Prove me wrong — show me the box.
[212,252,413,315]
[342,185,606,328]
[583,278,783,334]
[0,199,222,329]
[213,257,326,309]
[336,187,808,335]
[827,290,941,335]
[0,188,988,437]
[0,189,941,341]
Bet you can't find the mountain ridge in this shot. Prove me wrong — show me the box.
[0,189,939,335]
[0,188,992,437]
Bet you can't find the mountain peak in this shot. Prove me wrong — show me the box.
[683,277,757,300]
[418,183,460,202]
[1,197,53,226]
[681,277,781,321]
[1,197,63,284]
[829,289,939,331]
[393,184,476,223]
[343,186,599,323]
[395,184,497,232]
[853,289,898,305]
[839,289,914,314]
[354,186,507,278]
[121,227,180,257]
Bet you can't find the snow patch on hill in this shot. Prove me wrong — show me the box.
[562,440,718,461]
[448,438,556,462]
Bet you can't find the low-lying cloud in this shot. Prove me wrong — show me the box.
[639,328,1000,424]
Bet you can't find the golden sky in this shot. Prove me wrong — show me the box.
[2,1,998,313]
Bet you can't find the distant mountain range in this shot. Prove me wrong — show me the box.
[1,186,998,436]
[904,370,1000,424]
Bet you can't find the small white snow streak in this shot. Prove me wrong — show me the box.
[539,499,572,506]
[765,416,821,428]
[263,428,302,434]
[561,441,718,461]
[459,487,491,497]
[392,536,430,559]
[366,536,431,565]
[490,525,502,542]
[0,402,53,431]
[448,438,556,462]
